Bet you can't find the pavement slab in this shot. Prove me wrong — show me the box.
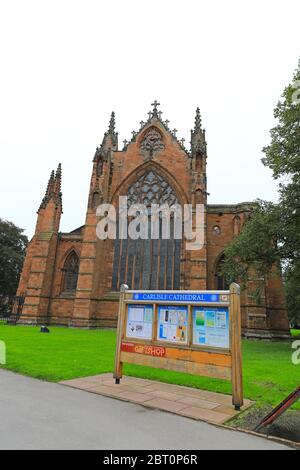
[61,372,252,425]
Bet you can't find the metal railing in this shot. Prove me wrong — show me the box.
[0,295,24,324]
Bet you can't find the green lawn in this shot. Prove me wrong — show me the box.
[0,324,299,409]
[291,329,300,337]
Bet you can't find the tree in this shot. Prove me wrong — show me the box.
[221,60,300,321]
[221,201,281,283]
[0,218,28,296]
[261,60,300,180]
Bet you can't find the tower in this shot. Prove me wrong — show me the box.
[70,113,118,326]
[17,164,62,323]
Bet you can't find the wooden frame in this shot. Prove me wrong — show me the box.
[114,283,243,409]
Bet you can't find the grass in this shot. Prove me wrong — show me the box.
[0,324,299,409]
[291,329,300,337]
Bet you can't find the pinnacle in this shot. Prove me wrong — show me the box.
[194,107,202,132]
[54,163,62,197]
[108,111,116,134]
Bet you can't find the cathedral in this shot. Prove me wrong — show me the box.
[16,102,290,339]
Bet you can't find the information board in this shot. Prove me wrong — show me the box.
[157,305,188,343]
[126,304,153,339]
[114,284,243,410]
[132,292,229,303]
[192,306,229,349]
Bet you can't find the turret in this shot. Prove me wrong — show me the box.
[36,163,63,234]
[191,107,207,157]
[17,163,63,324]
[190,108,208,204]
[90,112,118,207]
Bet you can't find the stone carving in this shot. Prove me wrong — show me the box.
[127,170,178,208]
[140,127,165,159]
[96,158,103,177]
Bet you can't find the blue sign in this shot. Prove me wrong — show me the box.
[132,292,226,303]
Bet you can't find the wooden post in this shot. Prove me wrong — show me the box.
[152,304,157,342]
[188,304,192,346]
[230,283,243,410]
[113,284,128,384]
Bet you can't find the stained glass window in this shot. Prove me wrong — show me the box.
[112,170,181,290]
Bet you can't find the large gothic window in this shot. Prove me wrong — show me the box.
[127,170,178,207]
[112,170,181,290]
[61,251,79,293]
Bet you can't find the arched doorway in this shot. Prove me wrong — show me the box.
[111,169,182,290]
[215,254,230,290]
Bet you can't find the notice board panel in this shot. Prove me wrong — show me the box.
[126,304,153,340]
[192,306,229,349]
[157,305,188,344]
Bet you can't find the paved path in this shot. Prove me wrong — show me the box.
[61,373,253,424]
[0,369,290,450]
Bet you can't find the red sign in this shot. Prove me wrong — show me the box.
[121,341,166,357]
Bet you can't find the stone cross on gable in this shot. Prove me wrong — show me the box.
[151,100,160,111]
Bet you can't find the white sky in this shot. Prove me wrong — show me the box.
[0,0,299,238]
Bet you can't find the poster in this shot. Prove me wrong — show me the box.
[157,305,188,343]
[192,307,229,348]
[126,304,153,339]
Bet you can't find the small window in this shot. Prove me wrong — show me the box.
[92,192,100,209]
[233,215,241,236]
[212,225,221,235]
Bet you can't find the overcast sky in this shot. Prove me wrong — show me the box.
[0,0,299,238]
